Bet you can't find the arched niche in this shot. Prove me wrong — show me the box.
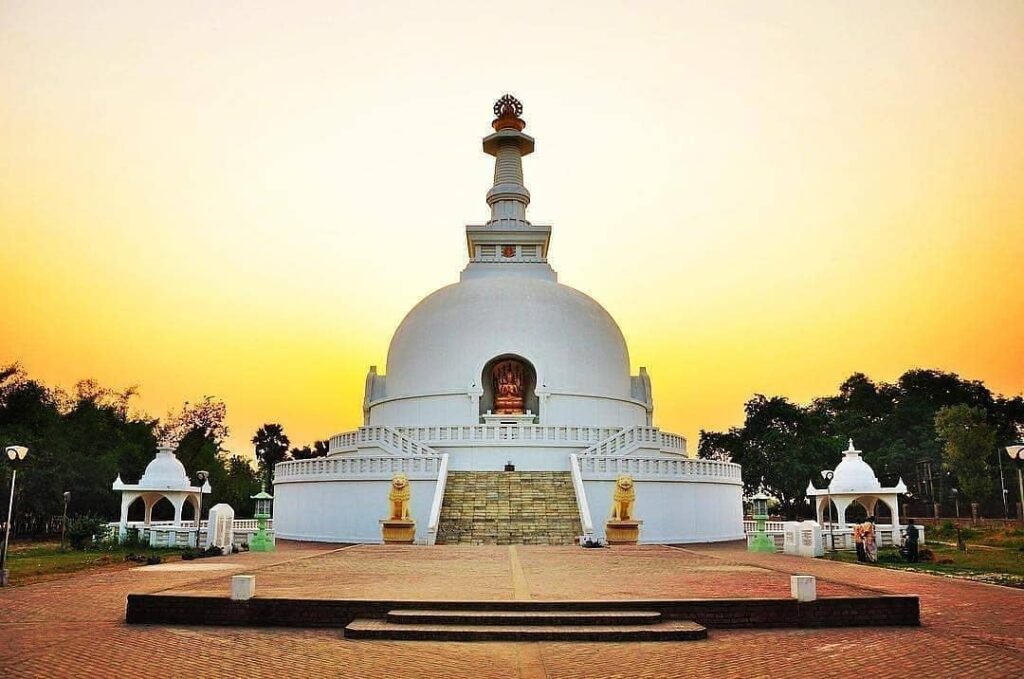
[479,354,538,420]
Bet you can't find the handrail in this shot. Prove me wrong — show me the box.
[425,453,450,545]
[276,454,444,481]
[576,455,742,483]
[392,424,622,445]
[569,454,594,535]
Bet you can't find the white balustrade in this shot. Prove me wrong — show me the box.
[392,424,623,445]
[425,454,450,545]
[579,426,686,457]
[569,454,594,535]
[275,454,445,482]
[576,455,741,483]
[329,426,437,456]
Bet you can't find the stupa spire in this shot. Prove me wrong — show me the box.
[482,94,535,225]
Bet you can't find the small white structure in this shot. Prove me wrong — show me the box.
[782,521,801,555]
[112,443,211,547]
[791,575,816,602]
[807,439,911,549]
[231,575,255,601]
[206,503,235,553]
[798,520,824,557]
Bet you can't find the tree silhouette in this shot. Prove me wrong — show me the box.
[252,423,290,483]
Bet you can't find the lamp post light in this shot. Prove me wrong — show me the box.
[194,470,209,549]
[748,492,775,553]
[821,469,836,552]
[1007,446,1024,521]
[60,491,71,551]
[952,488,960,521]
[250,488,275,552]
[2,445,29,586]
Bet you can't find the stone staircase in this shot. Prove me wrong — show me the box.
[345,608,707,641]
[435,471,582,545]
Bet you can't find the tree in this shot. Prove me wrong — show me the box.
[934,404,995,503]
[158,396,229,446]
[698,395,837,518]
[252,424,290,483]
[290,439,330,460]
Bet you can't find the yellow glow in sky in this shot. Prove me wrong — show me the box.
[2,1,1022,456]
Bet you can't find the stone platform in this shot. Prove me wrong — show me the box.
[3,541,1024,677]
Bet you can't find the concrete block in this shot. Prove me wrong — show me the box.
[231,575,256,601]
[791,575,816,602]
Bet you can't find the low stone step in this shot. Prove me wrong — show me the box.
[387,609,662,626]
[344,619,706,642]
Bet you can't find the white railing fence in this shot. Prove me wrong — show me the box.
[327,426,438,457]
[425,454,450,545]
[742,521,926,551]
[569,454,594,535]
[576,455,742,483]
[394,424,622,445]
[276,454,445,481]
[579,426,687,457]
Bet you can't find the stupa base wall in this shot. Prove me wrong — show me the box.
[273,443,744,545]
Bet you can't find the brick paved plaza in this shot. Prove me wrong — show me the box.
[1,541,1022,678]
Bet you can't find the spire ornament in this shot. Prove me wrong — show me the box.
[492,94,526,132]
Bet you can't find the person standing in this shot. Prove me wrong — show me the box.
[904,519,919,563]
[853,521,866,562]
[863,516,878,563]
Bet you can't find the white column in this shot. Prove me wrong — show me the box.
[170,495,185,527]
[118,492,136,540]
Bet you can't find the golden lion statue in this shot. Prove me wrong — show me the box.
[610,474,635,521]
[388,474,411,520]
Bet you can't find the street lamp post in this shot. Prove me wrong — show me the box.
[1,445,29,586]
[821,469,836,552]
[60,491,71,551]
[194,470,209,549]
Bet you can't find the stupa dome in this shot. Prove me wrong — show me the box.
[829,439,881,492]
[138,445,192,490]
[384,276,632,400]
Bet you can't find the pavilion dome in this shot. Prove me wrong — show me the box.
[829,440,881,492]
[383,275,632,400]
[138,445,192,490]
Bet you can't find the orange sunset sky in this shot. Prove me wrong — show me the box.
[2,2,1022,458]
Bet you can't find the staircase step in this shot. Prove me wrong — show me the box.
[345,619,706,642]
[387,609,662,626]
[436,471,583,545]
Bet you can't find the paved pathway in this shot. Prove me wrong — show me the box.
[1,541,1022,678]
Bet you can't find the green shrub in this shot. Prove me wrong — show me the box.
[66,514,106,550]
[123,527,140,548]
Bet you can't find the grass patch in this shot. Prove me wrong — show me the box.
[4,540,185,584]
[925,522,1024,550]
[824,543,1024,587]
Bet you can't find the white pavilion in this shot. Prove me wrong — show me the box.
[113,443,210,547]
[273,96,744,545]
[806,439,914,549]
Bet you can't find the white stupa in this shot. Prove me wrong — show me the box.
[273,96,744,545]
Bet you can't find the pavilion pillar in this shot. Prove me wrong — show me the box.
[170,495,185,528]
[118,493,137,541]
[143,495,155,527]
[888,494,900,542]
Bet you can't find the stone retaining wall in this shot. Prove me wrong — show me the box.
[126,594,919,629]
